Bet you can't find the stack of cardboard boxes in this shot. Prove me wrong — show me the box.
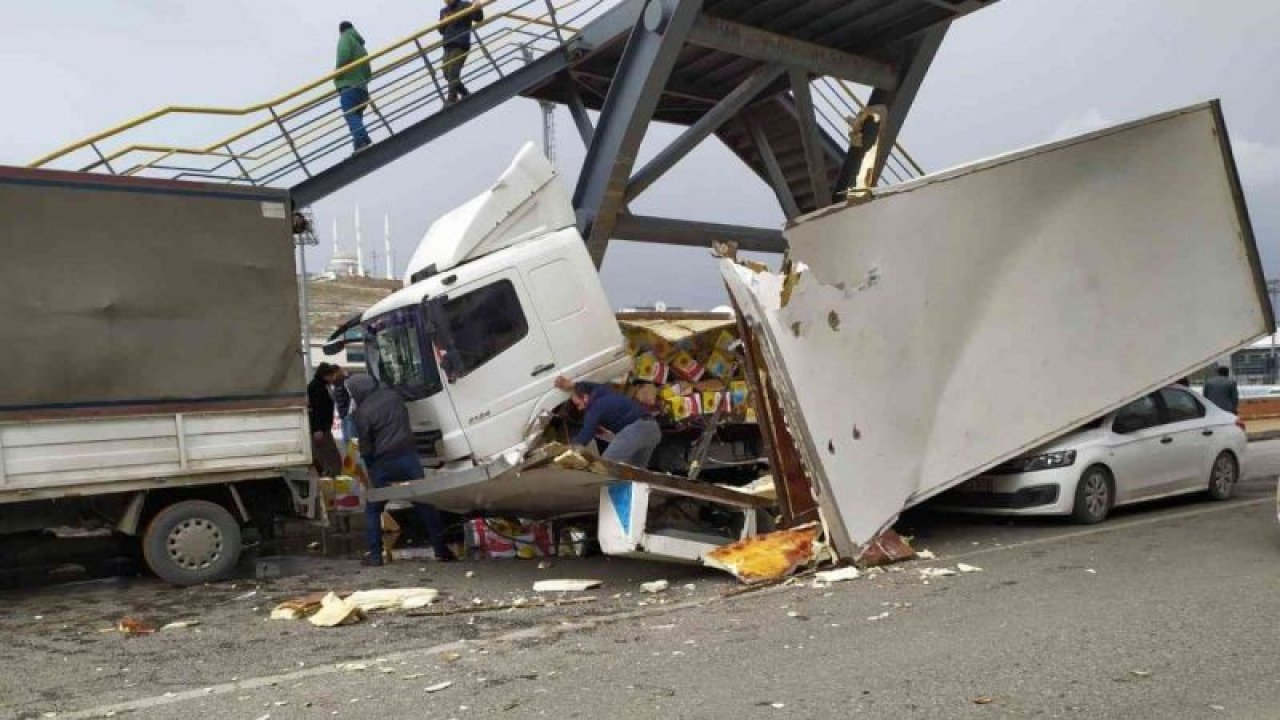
[618,315,756,424]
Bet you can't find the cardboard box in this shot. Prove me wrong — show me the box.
[701,390,730,415]
[704,350,733,379]
[633,351,669,384]
[669,351,705,381]
[464,517,553,559]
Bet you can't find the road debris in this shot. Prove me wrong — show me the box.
[159,620,200,631]
[918,567,957,579]
[116,617,156,635]
[703,523,823,584]
[532,579,602,592]
[270,592,329,620]
[956,563,983,573]
[424,681,453,693]
[391,547,437,561]
[308,593,364,628]
[347,588,440,611]
[641,580,670,593]
[973,696,996,705]
[813,567,860,584]
[856,530,916,566]
[916,549,937,560]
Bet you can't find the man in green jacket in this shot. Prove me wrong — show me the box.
[335,21,373,152]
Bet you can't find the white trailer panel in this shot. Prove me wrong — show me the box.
[0,408,309,500]
[724,102,1272,557]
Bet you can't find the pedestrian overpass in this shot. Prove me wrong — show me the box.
[28,0,998,264]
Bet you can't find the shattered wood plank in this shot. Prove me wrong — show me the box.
[587,459,774,509]
[728,293,818,527]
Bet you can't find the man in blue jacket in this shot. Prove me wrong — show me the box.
[439,0,484,104]
[555,376,661,467]
[348,375,455,566]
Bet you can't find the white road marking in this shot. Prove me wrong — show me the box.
[947,496,1272,562]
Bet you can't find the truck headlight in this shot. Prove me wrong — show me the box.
[1004,450,1076,473]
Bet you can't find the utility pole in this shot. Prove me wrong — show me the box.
[294,210,319,375]
[355,205,365,277]
[1268,279,1280,384]
[384,213,394,279]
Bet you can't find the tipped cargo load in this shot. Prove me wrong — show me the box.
[723,101,1272,558]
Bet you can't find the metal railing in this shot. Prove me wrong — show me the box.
[28,0,609,187]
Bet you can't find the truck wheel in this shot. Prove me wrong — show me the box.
[142,500,242,585]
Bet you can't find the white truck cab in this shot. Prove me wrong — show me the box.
[338,144,628,468]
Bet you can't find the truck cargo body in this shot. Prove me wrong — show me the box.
[0,167,310,583]
[723,101,1273,558]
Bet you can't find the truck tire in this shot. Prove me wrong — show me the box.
[142,500,242,585]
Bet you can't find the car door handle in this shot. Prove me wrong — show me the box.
[531,363,555,377]
[1202,430,1214,437]
[1160,436,1173,444]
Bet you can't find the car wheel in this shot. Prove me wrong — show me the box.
[142,500,242,586]
[1071,466,1112,525]
[1207,451,1238,501]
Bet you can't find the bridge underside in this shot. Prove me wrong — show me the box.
[524,0,997,262]
[288,0,999,263]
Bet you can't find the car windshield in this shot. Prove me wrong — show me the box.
[363,307,443,401]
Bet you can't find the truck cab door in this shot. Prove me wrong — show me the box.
[430,270,556,461]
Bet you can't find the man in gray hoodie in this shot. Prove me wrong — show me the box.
[348,374,454,565]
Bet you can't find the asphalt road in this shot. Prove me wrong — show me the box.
[4,442,1280,720]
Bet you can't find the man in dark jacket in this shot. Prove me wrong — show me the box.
[439,0,484,104]
[554,376,661,467]
[308,363,344,477]
[348,374,454,566]
[335,21,373,152]
[1203,366,1240,414]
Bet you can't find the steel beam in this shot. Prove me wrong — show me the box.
[624,63,784,203]
[567,91,595,146]
[788,68,831,205]
[612,213,785,253]
[834,24,948,198]
[686,15,899,90]
[573,0,705,265]
[743,114,799,220]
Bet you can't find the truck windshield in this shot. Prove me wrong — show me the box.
[363,307,442,401]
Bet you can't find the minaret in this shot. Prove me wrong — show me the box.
[354,205,365,277]
[331,217,339,256]
[384,214,394,279]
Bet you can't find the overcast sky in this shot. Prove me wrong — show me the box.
[5,0,1278,310]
